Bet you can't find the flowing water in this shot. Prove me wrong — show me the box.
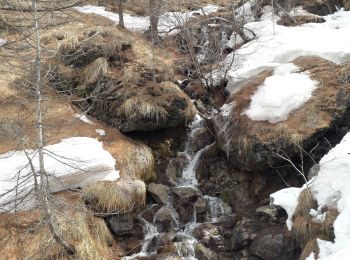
[124,115,232,259]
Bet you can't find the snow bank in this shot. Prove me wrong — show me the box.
[271,132,350,259]
[0,137,119,211]
[244,63,318,123]
[75,4,219,34]
[221,9,350,93]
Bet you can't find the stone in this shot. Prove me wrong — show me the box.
[256,205,288,221]
[140,204,162,223]
[147,183,170,205]
[172,186,201,223]
[249,233,296,260]
[108,213,134,236]
[193,224,225,252]
[154,206,177,232]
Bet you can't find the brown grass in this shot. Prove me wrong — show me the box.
[299,238,319,260]
[0,192,114,260]
[294,188,318,217]
[221,57,350,165]
[278,14,325,27]
[292,209,338,247]
[83,179,146,214]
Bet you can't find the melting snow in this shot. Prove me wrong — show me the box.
[244,63,318,123]
[0,39,6,46]
[75,4,219,34]
[0,137,119,211]
[95,129,106,136]
[220,9,350,93]
[271,132,350,259]
[74,113,94,124]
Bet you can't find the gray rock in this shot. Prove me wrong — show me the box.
[256,205,287,221]
[249,233,296,260]
[154,206,177,232]
[108,213,134,236]
[147,183,170,205]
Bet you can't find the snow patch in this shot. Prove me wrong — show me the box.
[95,129,106,136]
[271,132,350,258]
[220,9,350,93]
[0,137,119,211]
[74,113,94,124]
[244,63,318,123]
[0,39,6,46]
[75,4,219,34]
[270,186,305,230]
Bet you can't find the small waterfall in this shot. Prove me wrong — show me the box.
[125,114,232,259]
[205,195,232,222]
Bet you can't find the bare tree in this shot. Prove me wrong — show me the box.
[118,0,125,28]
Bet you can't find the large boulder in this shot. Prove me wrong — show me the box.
[213,57,350,172]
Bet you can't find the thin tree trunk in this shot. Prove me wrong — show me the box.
[31,0,74,256]
[149,0,160,44]
[118,0,125,28]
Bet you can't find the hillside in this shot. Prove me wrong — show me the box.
[0,0,350,259]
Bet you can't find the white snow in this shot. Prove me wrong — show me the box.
[271,132,350,259]
[0,137,119,211]
[244,63,318,123]
[270,186,305,230]
[0,38,6,46]
[95,129,106,136]
[219,9,350,93]
[74,113,94,124]
[75,4,219,34]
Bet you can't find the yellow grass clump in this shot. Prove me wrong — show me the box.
[117,142,156,181]
[299,238,320,260]
[83,179,146,214]
[82,57,108,84]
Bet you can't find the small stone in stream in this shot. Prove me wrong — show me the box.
[140,204,161,223]
[154,206,177,233]
[256,205,288,221]
[159,231,176,246]
[147,183,170,205]
[195,197,208,214]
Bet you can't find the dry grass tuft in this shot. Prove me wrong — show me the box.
[294,188,318,217]
[117,142,156,181]
[83,179,146,214]
[299,238,319,260]
[292,209,338,247]
[82,57,108,84]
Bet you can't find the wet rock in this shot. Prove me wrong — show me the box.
[227,218,256,251]
[140,204,162,223]
[147,183,170,205]
[108,213,134,236]
[195,243,219,260]
[195,243,234,260]
[249,233,296,260]
[156,244,180,259]
[172,187,201,223]
[165,155,189,185]
[193,224,225,252]
[159,231,176,246]
[256,205,288,221]
[187,128,213,153]
[195,197,208,222]
[154,206,177,232]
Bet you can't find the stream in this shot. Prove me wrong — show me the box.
[124,115,232,259]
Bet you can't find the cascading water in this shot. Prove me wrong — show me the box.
[124,115,232,259]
